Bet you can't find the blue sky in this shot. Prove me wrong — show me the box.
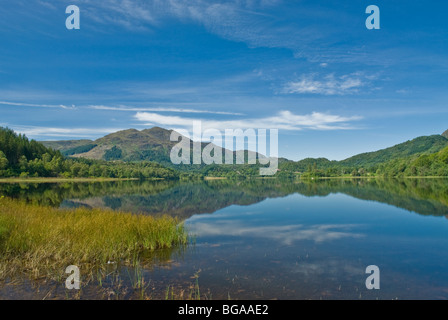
[0,0,447,160]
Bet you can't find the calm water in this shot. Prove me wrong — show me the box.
[1,178,448,299]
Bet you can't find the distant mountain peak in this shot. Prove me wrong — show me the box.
[443,129,448,139]
[143,126,170,133]
[141,127,173,141]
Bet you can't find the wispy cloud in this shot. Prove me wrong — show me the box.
[82,0,158,31]
[89,105,243,115]
[37,0,57,10]
[11,125,125,139]
[42,0,329,59]
[0,101,76,110]
[32,0,443,68]
[1,101,244,115]
[135,110,362,131]
[283,73,368,95]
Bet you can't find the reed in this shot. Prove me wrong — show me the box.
[0,197,188,280]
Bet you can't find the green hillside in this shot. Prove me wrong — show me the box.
[280,157,337,172]
[339,135,448,168]
[377,145,448,177]
[279,131,448,177]
[42,139,93,151]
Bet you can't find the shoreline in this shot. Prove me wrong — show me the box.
[298,175,448,180]
[0,177,143,183]
[0,175,446,184]
[204,176,227,180]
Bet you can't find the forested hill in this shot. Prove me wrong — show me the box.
[339,135,448,168]
[277,131,448,178]
[376,144,448,177]
[0,127,61,168]
[443,129,448,139]
[279,133,448,173]
[41,127,273,172]
[0,127,179,179]
[41,127,175,162]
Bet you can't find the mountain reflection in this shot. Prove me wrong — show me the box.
[0,178,447,218]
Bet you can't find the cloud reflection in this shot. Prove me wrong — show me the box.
[188,220,363,245]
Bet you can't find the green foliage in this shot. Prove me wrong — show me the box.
[104,146,123,160]
[41,139,94,151]
[0,151,8,170]
[0,127,61,166]
[340,135,448,168]
[280,158,337,173]
[377,146,448,177]
[62,143,97,156]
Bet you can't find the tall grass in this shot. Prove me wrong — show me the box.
[0,197,188,280]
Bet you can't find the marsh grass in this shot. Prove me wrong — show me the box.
[0,197,188,281]
[163,269,206,300]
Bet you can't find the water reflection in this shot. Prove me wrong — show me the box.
[0,178,447,218]
[188,219,363,244]
[1,178,448,299]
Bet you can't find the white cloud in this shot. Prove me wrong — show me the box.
[134,110,362,131]
[0,101,76,109]
[283,73,366,95]
[1,101,242,115]
[11,125,126,139]
[89,105,243,115]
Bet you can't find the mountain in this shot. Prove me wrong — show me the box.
[41,127,275,172]
[41,127,448,175]
[443,129,448,139]
[42,139,93,152]
[42,127,176,164]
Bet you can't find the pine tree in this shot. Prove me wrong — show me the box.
[0,151,8,170]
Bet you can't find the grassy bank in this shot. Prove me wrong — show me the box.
[0,197,188,280]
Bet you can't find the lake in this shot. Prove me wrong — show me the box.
[1,178,448,299]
